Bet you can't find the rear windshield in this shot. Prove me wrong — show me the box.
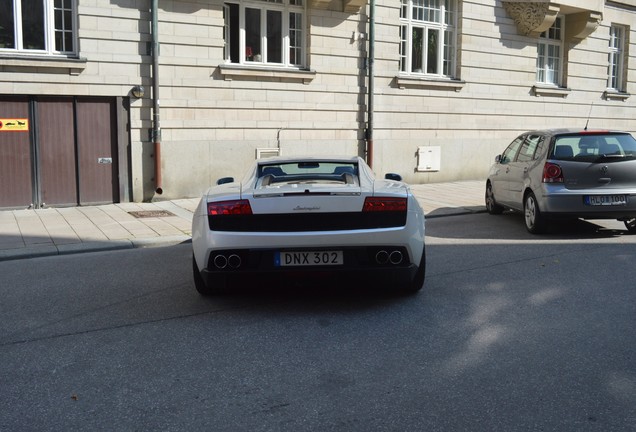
[551,133,636,162]
[256,161,359,186]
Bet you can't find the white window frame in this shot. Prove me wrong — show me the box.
[608,24,627,91]
[224,0,305,68]
[399,0,457,79]
[536,16,564,86]
[0,0,77,56]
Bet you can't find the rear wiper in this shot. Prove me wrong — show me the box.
[596,154,632,162]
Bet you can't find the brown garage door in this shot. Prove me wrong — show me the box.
[0,96,122,209]
[37,98,77,207]
[0,97,33,208]
[76,98,119,205]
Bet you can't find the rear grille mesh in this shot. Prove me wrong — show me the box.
[208,212,406,232]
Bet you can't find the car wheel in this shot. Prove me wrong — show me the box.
[192,254,222,296]
[402,245,426,294]
[485,182,504,215]
[524,192,546,234]
[624,218,636,233]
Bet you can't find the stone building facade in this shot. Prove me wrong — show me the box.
[0,0,634,207]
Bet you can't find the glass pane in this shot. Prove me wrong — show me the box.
[65,30,72,49]
[427,28,438,73]
[399,26,407,72]
[411,27,424,72]
[444,0,454,25]
[536,44,545,82]
[245,8,261,61]
[610,58,618,88]
[52,2,74,52]
[266,10,282,63]
[22,0,46,50]
[289,12,302,66]
[548,44,560,83]
[64,10,72,28]
[502,137,524,163]
[0,1,16,48]
[423,0,440,22]
[412,0,423,21]
[443,29,453,76]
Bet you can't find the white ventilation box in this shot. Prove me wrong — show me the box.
[417,146,441,172]
[256,148,280,159]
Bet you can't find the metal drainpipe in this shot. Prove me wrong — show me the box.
[366,0,375,168]
[152,0,163,194]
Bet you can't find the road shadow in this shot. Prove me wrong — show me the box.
[427,211,632,241]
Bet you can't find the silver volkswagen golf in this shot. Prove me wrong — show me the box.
[486,129,636,234]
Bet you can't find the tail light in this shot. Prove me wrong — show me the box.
[363,197,408,212]
[542,162,564,183]
[208,200,253,216]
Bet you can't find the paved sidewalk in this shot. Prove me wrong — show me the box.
[0,180,485,261]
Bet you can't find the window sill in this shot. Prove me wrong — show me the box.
[0,54,87,75]
[219,64,316,84]
[604,90,630,101]
[395,75,465,91]
[533,85,570,98]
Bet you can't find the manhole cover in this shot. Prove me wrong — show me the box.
[128,210,175,218]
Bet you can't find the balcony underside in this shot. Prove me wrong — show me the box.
[502,1,602,41]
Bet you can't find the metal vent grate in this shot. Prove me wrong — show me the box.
[128,210,175,218]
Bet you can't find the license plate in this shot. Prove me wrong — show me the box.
[584,195,628,206]
[275,251,343,267]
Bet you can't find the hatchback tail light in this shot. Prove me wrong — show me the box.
[542,162,564,183]
[363,197,408,212]
[208,200,253,216]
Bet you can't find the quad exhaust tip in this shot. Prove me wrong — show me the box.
[375,249,403,265]
[389,250,403,265]
[213,253,242,269]
[375,250,389,265]
[228,254,242,269]
[213,254,228,269]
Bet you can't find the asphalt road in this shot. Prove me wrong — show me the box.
[1,212,635,431]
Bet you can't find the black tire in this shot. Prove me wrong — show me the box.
[193,254,221,296]
[485,182,504,215]
[402,245,426,294]
[624,218,636,234]
[524,192,546,234]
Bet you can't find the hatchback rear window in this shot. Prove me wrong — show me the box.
[551,133,636,162]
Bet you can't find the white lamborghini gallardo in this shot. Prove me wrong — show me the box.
[191,156,426,295]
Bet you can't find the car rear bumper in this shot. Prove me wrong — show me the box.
[539,185,636,219]
[191,203,426,272]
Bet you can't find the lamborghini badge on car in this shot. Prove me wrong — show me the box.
[191,156,426,295]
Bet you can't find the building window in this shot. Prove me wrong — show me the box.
[608,25,627,91]
[0,0,76,54]
[536,17,563,86]
[224,0,305,67]
[399,0,457,78]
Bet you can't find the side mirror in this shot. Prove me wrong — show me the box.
[216,177,234,185]
[384,173,402,181]
[495,155,502,163]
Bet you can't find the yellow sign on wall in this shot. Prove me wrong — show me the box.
[0,119,29,132]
